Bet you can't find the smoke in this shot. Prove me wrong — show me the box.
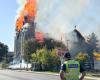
[16,0,89,41]
[16,0,26,19]
[36,0,89,41]
[95,25,100,46]
[17,0,26,5]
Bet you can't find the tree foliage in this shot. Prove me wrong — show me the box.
[24,38,65,62]
[0,42,8,62]
[31,48,60,71]
[87,33,99,53]
[44,38,66,50]
[24,38,65,71]
[86,33,99,69]
[24,39,35,62]
[75,52,88,61]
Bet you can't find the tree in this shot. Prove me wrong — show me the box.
[0,42,8,62]
[44,38,55,50]
[24,37,65,71]
[48,49,60,71]
[24,39,43,61]
[24,39,37,70]
[31,48,49,70]
[31,48,60,71]
[75,52,88,62]
[87,33,99,53]
[44,38,66,50]
[86,33,99,69]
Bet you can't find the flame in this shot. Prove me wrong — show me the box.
[35,32,44,43]
[16,0,36,32]
[24,0,36,18]
[16,17,24,32]
[16,10,24,32]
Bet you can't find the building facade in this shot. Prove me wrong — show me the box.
[14,17,36,63]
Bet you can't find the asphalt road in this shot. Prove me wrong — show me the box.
[0,70,60,80]
[0,70,100,80]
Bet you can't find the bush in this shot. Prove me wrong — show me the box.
[31,48,60,71]
[75,52,88,61]
[1,60,8,69]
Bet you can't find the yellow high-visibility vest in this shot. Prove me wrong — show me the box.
[64,60,80,80]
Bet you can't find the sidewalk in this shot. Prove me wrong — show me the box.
[85,76,100,80]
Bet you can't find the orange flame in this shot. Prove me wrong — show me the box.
[24,0,36,18]
[16,0,36,32]
[16,10,24,32]
[16,17,24,32]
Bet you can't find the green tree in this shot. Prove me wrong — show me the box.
[31,48,60,71]
[31,48,49,70]
[44,38,66,50]
[24,39,36,70]
[24,38,65,71]
[87,33,99,53]
[0,42,8,62]
[24,39,42,61]
[86,33,99,69]
[75,52,88,61]
[48,49,60,71]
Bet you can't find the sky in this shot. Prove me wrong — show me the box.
[0,0,100,51]
[0,0,17,51]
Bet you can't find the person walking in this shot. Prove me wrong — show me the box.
[60,52,86,80]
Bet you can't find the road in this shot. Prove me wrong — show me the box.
[0,70,59,80]
[0,70,99,80]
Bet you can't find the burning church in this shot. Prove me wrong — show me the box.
[68,28,86,58]
[67,27,96,70]
[13,0,98,70]
[14,0,36,63]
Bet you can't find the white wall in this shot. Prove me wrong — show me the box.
[94,60,100,70]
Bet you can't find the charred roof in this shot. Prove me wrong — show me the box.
[74,29,85,41]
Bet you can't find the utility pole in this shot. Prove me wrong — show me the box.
[66,40,69,49]
[20,28,23,70]
[60,35,64,65]
[20,27,25,70]
[22,25,28,71]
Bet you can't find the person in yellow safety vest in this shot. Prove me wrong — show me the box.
[60,52,86,80]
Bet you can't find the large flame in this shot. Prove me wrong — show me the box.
[16,0,36,32]
[24,0,36,18]
[16,10,24,32]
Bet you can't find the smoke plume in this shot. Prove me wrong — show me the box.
[36,0,89,41]
[16,0,90,42]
